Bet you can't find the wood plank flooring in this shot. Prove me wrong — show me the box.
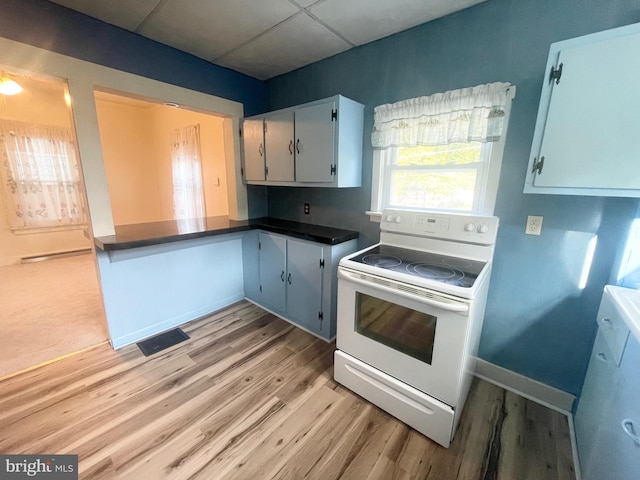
[0,301,576,480]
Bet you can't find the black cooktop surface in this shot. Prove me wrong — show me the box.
[348,244,487,288]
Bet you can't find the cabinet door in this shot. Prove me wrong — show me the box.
[265,111,295,181]
[580,334,640,480]
[242,118,266,181]
[286,238,324,331]
[258,233,286,312]
[575,329,620,477]
[533,30,640,190]
[295,101,336,183]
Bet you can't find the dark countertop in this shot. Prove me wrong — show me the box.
[94,216,359,251]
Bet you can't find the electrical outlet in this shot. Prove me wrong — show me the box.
[526,215,543,235]
[304,203,310,214]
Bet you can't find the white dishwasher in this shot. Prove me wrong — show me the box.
[574,285,640,480]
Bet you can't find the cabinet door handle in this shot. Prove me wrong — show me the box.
[296,139,301,154]
[258,143,264,157]
[281,270,285,282]
[622,419,640,446]
[287,273,292,285]
[601,317,612,326]
[596,352,608,362]
[289,140,294,155]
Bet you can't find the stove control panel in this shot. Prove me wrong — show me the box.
[381,209,499,245]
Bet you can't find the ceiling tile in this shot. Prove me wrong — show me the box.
[138,0,301,62]
[49,0,160,31]
[215,12,351,80]
[310,0,487,45]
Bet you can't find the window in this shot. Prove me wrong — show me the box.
[369,83,515,218]
[0,120,86,229]
[171,124,205,220]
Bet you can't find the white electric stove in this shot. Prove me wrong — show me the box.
[334,208,498,447]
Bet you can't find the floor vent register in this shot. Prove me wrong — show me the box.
[136,328,190,356]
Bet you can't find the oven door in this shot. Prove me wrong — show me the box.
[336,266,471,406]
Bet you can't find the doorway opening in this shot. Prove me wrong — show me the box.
[0,69,108,378]
[93,90,230,227]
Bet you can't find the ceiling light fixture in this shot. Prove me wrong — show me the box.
[0,76,23,95]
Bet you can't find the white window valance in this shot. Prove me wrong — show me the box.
[371,82,512,148]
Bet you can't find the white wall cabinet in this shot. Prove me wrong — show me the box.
[264,110,295,182]
[243,230,358,340]
[524,22,640,197]
[241,95,364,188]
[574,286,640,479]
[242,118,266,181]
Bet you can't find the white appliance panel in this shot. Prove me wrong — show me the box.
[334,350,455,448]
[337,267,471,406]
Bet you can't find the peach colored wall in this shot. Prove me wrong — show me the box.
[95,98,228,225]
[95,100,162,225]
[0,79,92,266]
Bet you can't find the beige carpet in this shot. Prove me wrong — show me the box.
[0,252,109,378]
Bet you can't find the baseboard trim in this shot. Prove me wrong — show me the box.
[110,294,244,349]
[473,357,575,414]
[21,248,92,263]
[244,298,334,343]
[567,411,583,480]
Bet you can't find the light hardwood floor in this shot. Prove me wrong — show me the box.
[0,301,576,480]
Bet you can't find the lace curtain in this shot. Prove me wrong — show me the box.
[0,120,86,229]
[371,82,512,148]
[171,124,205,220]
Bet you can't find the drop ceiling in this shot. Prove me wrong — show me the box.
[48,0,487,81]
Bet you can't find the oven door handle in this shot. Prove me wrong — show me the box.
[338,268,469,314]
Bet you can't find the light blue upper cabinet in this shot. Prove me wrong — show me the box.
[264,110,295,182]
[242,95,364,188]
[242,118,266,181]
[295,101,336,183]
[524,23,640,197]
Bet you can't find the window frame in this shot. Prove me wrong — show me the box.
[368,86,515,221]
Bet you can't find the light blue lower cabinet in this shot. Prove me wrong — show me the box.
[258,232,287,313]
[243,231,357,341]
[285,238,324,334]
[574,293,640,479]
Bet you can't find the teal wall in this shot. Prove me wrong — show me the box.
[265,0,640,395]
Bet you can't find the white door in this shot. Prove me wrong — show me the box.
[336,268,470,406]
[265,111,295,181]
[295,101,335,183]
[242,118,265,181]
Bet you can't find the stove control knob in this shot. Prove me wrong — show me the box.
[394,215,403,223]
[464,222,476,232]
[477,224,489,234]
[385,214,394,222]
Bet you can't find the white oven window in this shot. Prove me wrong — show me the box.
[355,292,437,364]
